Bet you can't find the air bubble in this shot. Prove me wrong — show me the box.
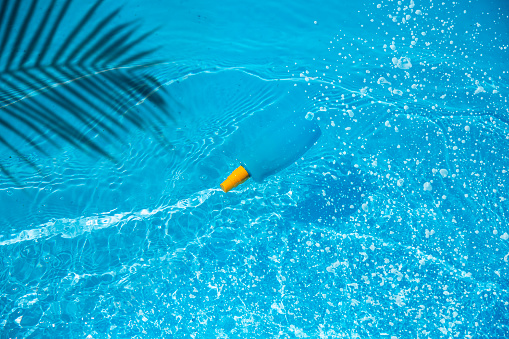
[395,57,412,69]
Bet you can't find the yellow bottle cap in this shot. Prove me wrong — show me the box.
[220,165,250,192]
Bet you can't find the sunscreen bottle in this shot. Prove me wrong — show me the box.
[220,116,321,192]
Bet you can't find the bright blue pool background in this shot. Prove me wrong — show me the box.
[1,0,509,337]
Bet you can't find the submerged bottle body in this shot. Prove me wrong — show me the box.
[221,115,321,192]
[240,117,321,182]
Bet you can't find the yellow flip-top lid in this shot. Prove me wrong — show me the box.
[220,166,250,192]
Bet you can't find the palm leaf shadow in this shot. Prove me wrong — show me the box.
[0,0,172,184]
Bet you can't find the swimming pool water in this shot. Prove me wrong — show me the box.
[1,0,509,337]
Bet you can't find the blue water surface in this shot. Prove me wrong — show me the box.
[1,0,509,337]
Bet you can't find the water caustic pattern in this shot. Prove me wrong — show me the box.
[1,0,509,337]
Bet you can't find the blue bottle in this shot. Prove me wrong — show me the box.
[220,115,321,192]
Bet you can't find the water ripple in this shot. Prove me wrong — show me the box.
[0,188,218,247]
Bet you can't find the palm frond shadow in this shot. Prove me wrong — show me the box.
[0,0,172,184]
